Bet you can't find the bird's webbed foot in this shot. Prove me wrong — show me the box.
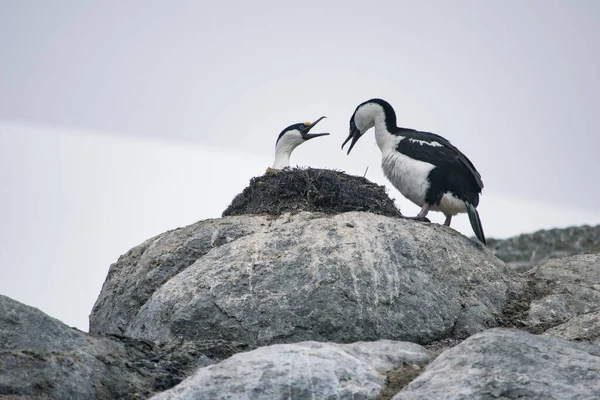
[405,203,431,223]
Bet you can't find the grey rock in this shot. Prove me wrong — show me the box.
[394,328,600,400]
[543,310,600,344]
[118,212,523,348]
[90,216,270,335]
[525,254,600,331]
[487,224,600,272]
[1,293,87,353]
[1,294,146,399]
[151,340,429,400]
[0,295,217,400]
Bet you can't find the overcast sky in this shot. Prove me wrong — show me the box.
[1,1,599,331]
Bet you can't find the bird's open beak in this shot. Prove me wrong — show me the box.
[342,127,362,155]
[302,116,330,140]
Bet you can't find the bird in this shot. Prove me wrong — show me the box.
[266,116,329,174]
[342,98,486,245]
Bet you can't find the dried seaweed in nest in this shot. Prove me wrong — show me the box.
[222,167,402,218]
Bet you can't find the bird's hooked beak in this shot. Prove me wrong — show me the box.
[301,116,330,140]
[342,126,362,155]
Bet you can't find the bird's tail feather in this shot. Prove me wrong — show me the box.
[466,202,486,245]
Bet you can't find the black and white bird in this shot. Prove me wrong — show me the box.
[342,98,486,244]
[267,116,329,173]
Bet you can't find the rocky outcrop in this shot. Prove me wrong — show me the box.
[6,237,600,399]
[91,212,523,349]
[394,328,600,399]
[4,168,600,399]
[90,215,271,336]
[543,310,600,344]
[488,224,600,272]
[524,253,600,332]
[151,340,429,400]
[0,295,217,400]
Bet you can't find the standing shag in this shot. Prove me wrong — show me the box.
[267,116,329,173]
[342,98,486,244]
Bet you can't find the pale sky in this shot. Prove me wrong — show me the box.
[1,1,599,331]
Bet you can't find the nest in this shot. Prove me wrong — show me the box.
[222,167,402,218]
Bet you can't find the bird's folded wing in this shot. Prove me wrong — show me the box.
[395,128,484,190]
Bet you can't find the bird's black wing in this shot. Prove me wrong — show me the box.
[395,128,484,190]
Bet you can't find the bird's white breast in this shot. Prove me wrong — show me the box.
[381,148,434,207]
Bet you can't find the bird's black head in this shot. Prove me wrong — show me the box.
[342,98,397,155]
[276,116,329,146]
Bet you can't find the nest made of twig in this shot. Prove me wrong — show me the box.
[222,167,402,218]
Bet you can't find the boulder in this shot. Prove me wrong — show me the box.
[0,295,223,400]
[543,310,600,344]
[525,254,600,332]
[487,224,600,272]
[90,215,271,336]
[89,211,523,349]
[151,340,429,400]
[394,328,600,400]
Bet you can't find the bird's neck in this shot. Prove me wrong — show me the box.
[272,152,291,169]
[272,141,297,169]
[373,113,397,153]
